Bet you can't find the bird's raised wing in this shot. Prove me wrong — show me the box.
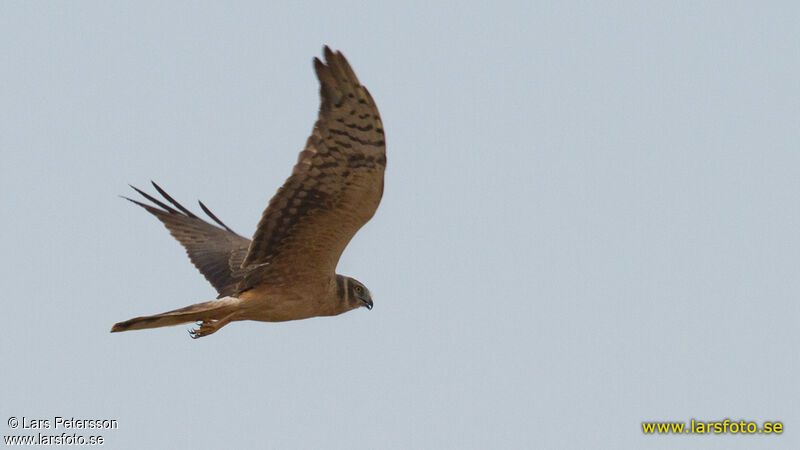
[125,182,251,298]
[240,47,386,284]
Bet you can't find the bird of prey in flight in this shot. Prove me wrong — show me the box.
[111,47,385,338]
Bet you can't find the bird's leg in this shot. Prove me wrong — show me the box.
[189,312,237,339]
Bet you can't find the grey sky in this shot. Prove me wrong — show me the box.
[1,1,798,449]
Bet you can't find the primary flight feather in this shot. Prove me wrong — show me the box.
[111,46,385,338]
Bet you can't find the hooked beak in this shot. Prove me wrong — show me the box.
[362,299,373,310]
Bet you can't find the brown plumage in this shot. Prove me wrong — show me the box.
[111,47,385,338]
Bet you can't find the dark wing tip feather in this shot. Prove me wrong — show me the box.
[125,183,240,236]
[151,181,197,218]
[128,184,178,214]
[317,47,358,84]
[198,200,238,235]
[120,195,156,212]
[314,47,363,115]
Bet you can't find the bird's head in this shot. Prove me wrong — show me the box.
[337,275,373,311]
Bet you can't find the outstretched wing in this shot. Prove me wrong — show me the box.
[241,47,386,284]
[125,182,251,298]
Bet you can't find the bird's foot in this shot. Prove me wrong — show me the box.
[188,312,236,339]
[189,320,218,339]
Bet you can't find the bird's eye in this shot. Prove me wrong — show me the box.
[355,286,363,293]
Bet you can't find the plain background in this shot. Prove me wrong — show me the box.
[1,2,798,449]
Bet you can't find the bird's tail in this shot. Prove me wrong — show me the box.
[110,296,240,332]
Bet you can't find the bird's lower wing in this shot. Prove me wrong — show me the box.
[125,182,252,297]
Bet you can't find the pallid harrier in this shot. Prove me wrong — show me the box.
[111,47,385,338]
